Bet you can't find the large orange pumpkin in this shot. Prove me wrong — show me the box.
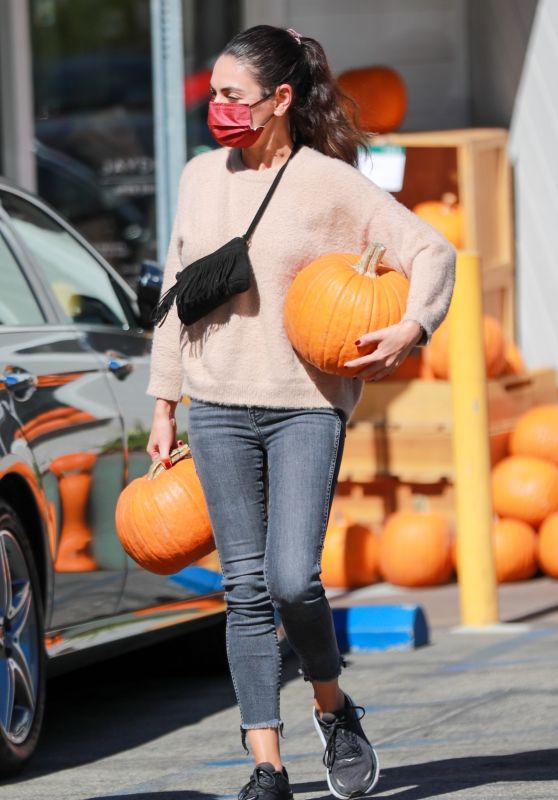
[424,313,507,379]
[492,455,558,528]
[337,66,407,133]
[492,518,538,582]
[284,242,409,378]
[321,513,379,589]
[115,444,214,575]
[537,512,558,577]
[412,193,464,249]
[510,404,558,467]
[378,510,453,587]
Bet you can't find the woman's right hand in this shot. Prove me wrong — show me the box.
[146,398,179,462]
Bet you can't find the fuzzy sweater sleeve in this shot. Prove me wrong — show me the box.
[145,165,189,401]
[332,160,457,344]
[367,181,456,344]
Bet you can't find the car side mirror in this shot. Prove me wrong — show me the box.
[136,260,163,330]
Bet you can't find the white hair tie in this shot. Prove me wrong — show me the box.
[287,28,302,45]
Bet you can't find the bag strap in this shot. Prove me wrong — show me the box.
[243,144,299,245]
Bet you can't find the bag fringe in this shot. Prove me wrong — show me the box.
[151,237,249,328]
[150,277,181,326]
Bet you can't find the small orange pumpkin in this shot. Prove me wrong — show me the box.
[451,518,537,582]
[378,510,453,587]
[413,193,464,249]
[491,455,558,528]
[502,341,526,375]
[321,513,379,589]
[510,404,558,467]
[115,444,214,575]
[284,242,409,378]
[337,65,407,133]
[537,512,558,577]
[385,350,423,380]
[424,314,507,379]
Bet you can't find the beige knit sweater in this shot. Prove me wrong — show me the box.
[146,144,456,420]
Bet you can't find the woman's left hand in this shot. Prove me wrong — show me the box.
[344,320,424,381]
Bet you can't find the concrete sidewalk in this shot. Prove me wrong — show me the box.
[1,578,557,800]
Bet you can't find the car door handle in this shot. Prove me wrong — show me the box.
[1,366,38,394]
[106,352,133,381]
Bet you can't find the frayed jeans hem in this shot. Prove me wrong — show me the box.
[297,654,348,683]
[240,720,285,755]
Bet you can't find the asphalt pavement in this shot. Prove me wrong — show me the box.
[1,578,557,800]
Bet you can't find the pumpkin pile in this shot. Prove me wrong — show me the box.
[325,402,558,589]
[491,403,558,579]
[321,505,456,590]
[387,313,526,381]
[373,404,558,587]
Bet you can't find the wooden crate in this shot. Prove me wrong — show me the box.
[340,368,557,483]
[371,128,515,340]
[334,478,455,530]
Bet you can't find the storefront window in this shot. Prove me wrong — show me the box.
[182,0,242,158]
[30,0,241,284]
[31,0,154,283]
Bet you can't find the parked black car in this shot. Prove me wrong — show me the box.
[0,179,227,776]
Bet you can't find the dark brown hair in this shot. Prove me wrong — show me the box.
[221,25,369,166]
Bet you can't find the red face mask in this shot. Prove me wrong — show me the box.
[207,94,275,148]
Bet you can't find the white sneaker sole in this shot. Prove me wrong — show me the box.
[312,692,380,799]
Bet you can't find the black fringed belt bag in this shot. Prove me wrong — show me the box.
[151,145,298,327]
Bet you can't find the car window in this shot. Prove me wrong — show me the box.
[0,191,130,328]
[0,234,45,325]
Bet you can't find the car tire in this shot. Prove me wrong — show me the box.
[0,500,47,777]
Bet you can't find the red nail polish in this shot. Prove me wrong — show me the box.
[354,339,361,346]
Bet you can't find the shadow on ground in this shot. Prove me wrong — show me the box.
[77,748,558,800]
[4,621,303,787]
[297,748,558,799]
[88,795,222,800]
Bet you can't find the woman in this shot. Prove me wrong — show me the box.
[146,24,455,800]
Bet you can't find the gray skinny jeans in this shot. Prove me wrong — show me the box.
[186,398,348,755]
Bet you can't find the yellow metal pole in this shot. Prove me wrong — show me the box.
[449,251,499,626]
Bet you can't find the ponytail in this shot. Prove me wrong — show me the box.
[222,25,370,166]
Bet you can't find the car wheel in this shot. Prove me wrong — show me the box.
[0,500,46,777]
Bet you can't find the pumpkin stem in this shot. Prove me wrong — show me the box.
[356,242,386,276]
[441,192,458,208]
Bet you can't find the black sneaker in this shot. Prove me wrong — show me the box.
[237,761,294,800]
[313,692,380,799]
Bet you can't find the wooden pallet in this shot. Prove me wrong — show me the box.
[334,477,455,530]
[340,368,557,484]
